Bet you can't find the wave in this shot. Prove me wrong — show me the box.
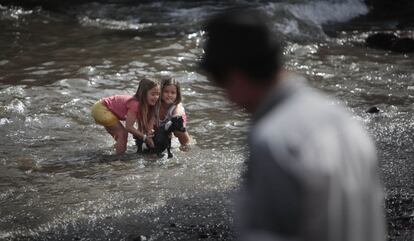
[72,0,369,41]
[0,0,370,41]
[79,16,156,30]
[285,0,368,25]
[263,0,368,40]
[0,4,34,20]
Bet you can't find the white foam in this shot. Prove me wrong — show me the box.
[286,0,368,25]
[265,0,368,40]
[79,16,154,30]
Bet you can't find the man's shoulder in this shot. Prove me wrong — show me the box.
[253,86,341,132]
[250,86,375,159]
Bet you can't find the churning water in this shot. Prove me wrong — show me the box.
[0,0,413,240]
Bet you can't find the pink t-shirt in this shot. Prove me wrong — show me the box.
[101,95,139,120]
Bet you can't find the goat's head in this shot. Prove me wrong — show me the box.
[164,116,186,133]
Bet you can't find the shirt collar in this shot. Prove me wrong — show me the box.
[252,73,307,123]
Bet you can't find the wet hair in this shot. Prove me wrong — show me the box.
[160,77,182,105]
[199,9,283,86]
[134,78,159,132]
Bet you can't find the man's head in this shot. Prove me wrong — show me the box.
[200,9,284,112]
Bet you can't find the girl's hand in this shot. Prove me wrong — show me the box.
[145,137,155,148]
[179,144,190,152]
[145,129,155,147]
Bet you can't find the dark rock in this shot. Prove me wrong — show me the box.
[366,106,380,114]
[366,33,398,50]
[391,38,414,53]
[365,0,414,20]
[198,232,208,239]
[366,33,414,53]
[170,223,177,228]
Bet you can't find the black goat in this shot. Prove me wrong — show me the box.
[135,116,186,158]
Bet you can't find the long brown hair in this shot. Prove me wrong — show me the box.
[134,78,159,132]
[160,77,182,104]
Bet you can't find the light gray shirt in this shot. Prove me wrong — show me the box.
[240,75,385,241]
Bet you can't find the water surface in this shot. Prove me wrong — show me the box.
[0,1,413,240]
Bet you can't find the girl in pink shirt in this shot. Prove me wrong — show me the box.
[91,78,160,154]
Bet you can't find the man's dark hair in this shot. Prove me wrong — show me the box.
[199,9,283,85]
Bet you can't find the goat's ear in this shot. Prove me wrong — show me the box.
[172,116,182,122]
[165,121,173,131]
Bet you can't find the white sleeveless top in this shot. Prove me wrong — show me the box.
[157,104,176,127]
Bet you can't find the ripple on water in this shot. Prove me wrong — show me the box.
[0,60,9,65]
[53,78,91,90]
[0,98,27,118]
[0,85,25,99]
[0,145,244,239]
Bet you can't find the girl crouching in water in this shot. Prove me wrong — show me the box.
[157,78,190,146]
[91,78,160,154]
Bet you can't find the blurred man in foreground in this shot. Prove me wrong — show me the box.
[200,9,385,241]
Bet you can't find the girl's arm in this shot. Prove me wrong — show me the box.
[172,103,185,116]
[125,111,155,148]
[172,103,190,145]
[124,100,149,138]
[147,117,156,134]
[174,131,190,146]
[125,111,145,138]
[145,117,156,148]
